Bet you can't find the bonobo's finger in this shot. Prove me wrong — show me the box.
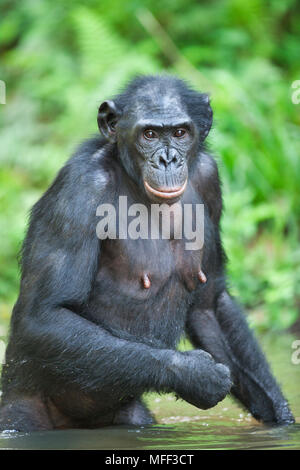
[169,349,232,410]
[215,362,231,376]
[184,350,213,362]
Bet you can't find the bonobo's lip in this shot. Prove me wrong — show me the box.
[144,180,187,199]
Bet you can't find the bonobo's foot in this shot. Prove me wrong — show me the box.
[273,401,295,425]
[168,349,232,409]
[247,396,295,426]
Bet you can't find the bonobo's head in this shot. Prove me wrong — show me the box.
[98,75,212,202]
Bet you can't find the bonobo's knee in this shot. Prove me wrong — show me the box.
[0,398,53,432]
[113,398,155,426]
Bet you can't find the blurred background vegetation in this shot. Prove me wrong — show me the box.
[0,0,299,337]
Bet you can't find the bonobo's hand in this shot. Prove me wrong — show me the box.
[167,349,232,409]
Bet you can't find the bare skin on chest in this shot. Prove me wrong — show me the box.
[96,236,205,300]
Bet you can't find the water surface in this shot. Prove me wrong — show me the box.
[0,333,299,450]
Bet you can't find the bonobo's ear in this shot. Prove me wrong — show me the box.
[200,93,213,140]
[97,100,121,142]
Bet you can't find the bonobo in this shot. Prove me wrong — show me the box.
[0,75,294,431]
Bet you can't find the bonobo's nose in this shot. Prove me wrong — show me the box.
[155,148,179,170]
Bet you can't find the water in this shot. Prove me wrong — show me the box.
[0,333,299,450]
[0,421,300,450]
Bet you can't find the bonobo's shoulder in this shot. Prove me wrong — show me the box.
[196,152,220,181]
[29,136,116,227]
[191,152,221,191]
[38,136,117,205]
[192,152,223,224]
[64,135,115,190]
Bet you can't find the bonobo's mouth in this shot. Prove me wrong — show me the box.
[144,180,187,200]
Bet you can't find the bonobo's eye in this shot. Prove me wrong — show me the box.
[173,128,187,138]
[143,129,158,140]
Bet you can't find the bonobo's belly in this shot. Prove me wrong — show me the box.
[86,238,203,348]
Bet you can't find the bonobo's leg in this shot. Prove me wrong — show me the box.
[0,397,53,432]
[113,398,155,426]
[186,291,294,425]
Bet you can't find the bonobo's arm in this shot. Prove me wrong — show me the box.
[6,142,170,400]
[186,292,294,425]
[4,139,231,410]
[189,152,294,424]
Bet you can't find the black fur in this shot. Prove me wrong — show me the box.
[0,75,294,431]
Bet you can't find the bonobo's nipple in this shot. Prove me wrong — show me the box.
[142,274,151,289]
[198,270,207,284]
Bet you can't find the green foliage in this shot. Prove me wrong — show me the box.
[0,0,299,332]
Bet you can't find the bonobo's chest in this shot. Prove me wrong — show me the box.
[94,182,209,298]
[86,185,215,346]
[88,236,205,347]
[96,236,204,298]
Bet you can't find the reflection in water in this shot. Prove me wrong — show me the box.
[0,423,299,450]
[0,333,299,450]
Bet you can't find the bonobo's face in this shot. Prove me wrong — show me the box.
[98,84,205,203]
[124,97,197,203]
